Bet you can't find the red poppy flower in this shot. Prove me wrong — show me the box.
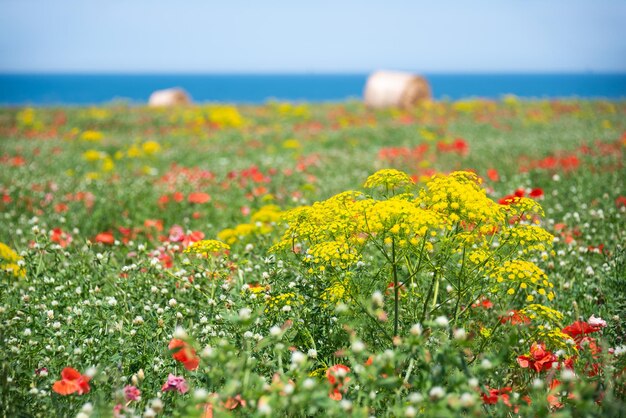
[517,342,557,372]
[529,188,544,198]
[188,192,211,204]
[94,231,114,245]
[481,386,512,406]
[472,298,493,309]
[487,168,499,182]
[500,310,531,325]
[223,394,246,410]
[562,321,603,342]
[52,367,91,395]
[168,338,200,371]
[326,364,350,400]
[50,228,72,248]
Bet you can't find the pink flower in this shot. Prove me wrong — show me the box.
[124,385,141,401]
[161,374,188,394]
[588,315,606,328]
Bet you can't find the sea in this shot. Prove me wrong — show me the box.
[1,73,625,106]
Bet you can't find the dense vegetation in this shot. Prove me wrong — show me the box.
[0,99,624,417]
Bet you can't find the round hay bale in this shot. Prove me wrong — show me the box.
[363,71,431,109]
[148,88,192,107]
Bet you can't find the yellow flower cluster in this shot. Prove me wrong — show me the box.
[492,260,555,302]
[535,327,576,352]
[16,107,42,129]
[125,141,162,158]
[207,105,244,128]
[306,241,361,271]
[521,304,564,324]
[184,239,230,255]
[265,292,305,313]
[218,205,282,245]
[420,171,504,227]
[273,102,310,118]
[80,130,104,141]
[271,191,367,252]
[363,169,414,191]
[364,196,442,243]
[320,278,350,307]
[502,197,545,222]
[503,225,554,254]
[0,242,25,278]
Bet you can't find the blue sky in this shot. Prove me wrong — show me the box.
[1,0,625,73]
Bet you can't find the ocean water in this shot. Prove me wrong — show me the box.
[0,73,625,106]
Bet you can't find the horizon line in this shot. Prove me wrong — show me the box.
[2,70,626,76]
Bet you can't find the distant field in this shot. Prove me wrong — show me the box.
[0,100,624,417]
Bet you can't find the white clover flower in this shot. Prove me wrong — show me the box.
[200,345,214,358]
[302,378,315,389]
[459,392,475,408]
[284,383,295,395]
[270,326,282,337]
[371,291,384,307]
[404,406,417,417]
[453,328,466,340]
[172,327,188,340]
[258,399,272,416]
[84,367,97,378]
[429,386,445,400]
[410,323,422,336]
[193,388,209,401]
[434,316,449,327]
[352,340,365,353]
[561,369,576,382]
[168,298,177,307]
[239,308,252,320]
[291,350,306,365]
[307,349,318,358]
[150,399,163,413]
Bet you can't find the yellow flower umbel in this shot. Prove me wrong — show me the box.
[80,130,104,141]
[0,242,25,278]
[503,225,554,254]
[363,169,414,191]
[207,105,245,128]
[142,141,161,155]
[491,260,555,302]
[218,205,283,245]
[265,292,305,314]
[320,278,351,308]
[184,240,230,255]
[420,171,504,228]
[306,240,361,271]
[521,304,564,325]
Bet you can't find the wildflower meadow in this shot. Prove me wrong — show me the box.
[0,99,625,417]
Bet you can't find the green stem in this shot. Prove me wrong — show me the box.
[392,238,399,337]
[421,270,438,322]
[452,246,466,326]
